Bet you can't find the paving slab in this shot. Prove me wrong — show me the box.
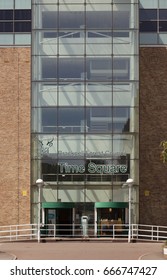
[0,241,166,260]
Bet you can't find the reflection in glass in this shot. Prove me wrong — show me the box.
[31,1,139,212]
[59,11,84,29]
[58,108,85,133]
[42,57,57,79]
[42,11,58,29]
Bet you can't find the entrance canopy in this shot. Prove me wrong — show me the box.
[42,202,75,209]
[95,202,128,208]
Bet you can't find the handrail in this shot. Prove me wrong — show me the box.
[0,223,167,242]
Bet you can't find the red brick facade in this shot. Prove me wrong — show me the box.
[1,46,167,227]
[139,47,167,226]
[0,48,31,226]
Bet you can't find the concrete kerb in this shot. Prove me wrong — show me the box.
[0,251,17,260]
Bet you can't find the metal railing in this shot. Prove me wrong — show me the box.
[0,224,37,242]
[132,224,167,241]
[0,223,167,242]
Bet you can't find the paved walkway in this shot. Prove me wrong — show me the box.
[0,241,166,260]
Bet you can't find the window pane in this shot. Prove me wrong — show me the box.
[159,9,167,20]
[87,58,112,81]
[15,34,31,45]
[86,135,112,155]
[140,21,157,32]
[42,11,58,29]
[113,83,134,106]
[159,0,167,9]
[59,0,84,3]
[113,58,130,81]
[86,83,112,106]
[59,11,84,29]
[0,0,13,9]
[113,11,130,29]
[86,11,112,29]
[14,21,31,32]
[32,134,57,159]
[139,9,157,21]
[113,107,130,133]
[59,4,84,29]
[14,9,31,20]
[113,135,134,156]
[42,108,57,133]
[159,21,167,32]
[33,83,58,107]
[139,0,158,9]
[58,135,85,155]
[140,33,158,44]
[0,34,13,44]
[59,42,84,56]
[58,108,85,133]
[42,58,57,79]
[15,0,31,9]
[86,107,112,133]
[59,58,84,80]
[58,159,85,181]
[0,22,13,32]
[159,33,167,44]
[59,83,84,106]
[42,159,58,173]
[0,10,13,20]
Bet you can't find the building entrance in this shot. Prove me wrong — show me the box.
[42,202,74,236]
[95,202,128,237]
[56,208,72,236]
[42,202,129,237]
[45,208,73,236]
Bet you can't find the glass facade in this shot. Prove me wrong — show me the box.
[31,0,139,232]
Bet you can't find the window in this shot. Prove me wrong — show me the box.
[0,8,31,35]
[0,22,13,32]
[140,9,158,33]
[159,9,167,20]
[140,9,157,21]
[42,12,58,29]
[86,11,112,29]
[140,21,157,32]
[42,108,57,133]
[42,58,57,79]
[140,8,167,34]
[14,21,31,32]
[58,108,85,133]
[14,9,31,20]
[0,10,13,20]
[159,21,167,31]
[159,9,167,31]
[113,58,130,81]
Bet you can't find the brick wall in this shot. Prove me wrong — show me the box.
[140,47,167,226]
[0,48,31,226]
[1,46,167,227]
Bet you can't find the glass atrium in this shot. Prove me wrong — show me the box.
[31,0,139,235]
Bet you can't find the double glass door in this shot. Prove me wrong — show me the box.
[45,208,73,236]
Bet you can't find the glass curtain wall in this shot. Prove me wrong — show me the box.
[31,0,139,225]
